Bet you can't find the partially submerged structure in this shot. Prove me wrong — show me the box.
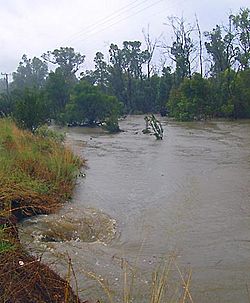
[143,115,164,140]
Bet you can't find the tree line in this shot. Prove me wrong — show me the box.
[0,8,249,130]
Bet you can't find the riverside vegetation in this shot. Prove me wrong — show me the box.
[0,8,250,128]
[0,118,84,302]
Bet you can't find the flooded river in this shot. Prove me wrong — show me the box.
[20,116,250,302]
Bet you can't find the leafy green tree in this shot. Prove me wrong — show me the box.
[81,52,110,93]
[45,69,71,116]
[42,47,85,83]
[64,81,121,126]
[108,41,150,112]
[122,41,150,79]
[93,52,110,92]
[80,70,97,85]
[0,93,13,116]
[156,67,173,114]
[12,88,50,130]
[230,8,250,69]
[163,17,195,85]
[168,73,213,120]
[204,25,236,76]
[132,75,160,113]
[108,43,127,106]
[230,68,250,117]
[0,79,6,93]
[42,47,85,118]
[210,68,237,117]
[12,55,48,90]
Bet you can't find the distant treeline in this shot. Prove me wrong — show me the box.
[0,8,250,129]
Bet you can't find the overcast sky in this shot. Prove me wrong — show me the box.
[0,0,249,75]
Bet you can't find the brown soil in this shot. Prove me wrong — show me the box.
[0,217,85,303]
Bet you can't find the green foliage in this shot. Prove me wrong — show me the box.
[0,241,15,254]
[34,125,65,142]
[168,16,194,84]
[156,67,173,113]
[4,9,250,122]
[104,115,120,133]
[64,81,121,125]
[45,69,71,116]
[12,55,48,90]
[93,52,110,92]
[0,94,13,116]
[204,25,234,76]
[168,74,212,121]
[42,47,85,80]
[108,41,150,111]
[230,8,250,68]
[12,88,50,131]
[0,118,83,217]
[231,68,250,118]
[221,102,234,117]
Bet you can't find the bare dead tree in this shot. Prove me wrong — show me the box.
[195,14,203,77]
[161,16,197,84]
[142,25,162,78]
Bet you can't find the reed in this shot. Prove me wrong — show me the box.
[73,253,193,303]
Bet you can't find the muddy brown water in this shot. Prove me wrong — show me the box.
[20,116,250,302]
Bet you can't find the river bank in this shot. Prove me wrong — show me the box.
[0,118,84,302]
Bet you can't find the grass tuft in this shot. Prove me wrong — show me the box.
[0,118,84,218]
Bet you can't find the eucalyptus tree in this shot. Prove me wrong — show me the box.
[204,24,236,76]
[108,43,126,106]
[80,69,97,85]
[93,52,110,92]
[108,41,150,112]
[45,68,71,116]
[143,26,160,78]
[42,47,85,83]
[204,21,238,114]
[12,55,48,90]
[122,41,150,79]
[156,66,173,114]
[42,47,85,117]
[0,78,6,93]
[163,16,195,85]
[230,8,250,69]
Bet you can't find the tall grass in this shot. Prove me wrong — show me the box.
[75,254,193,303]
[47,249,192,303]
[0,118,84,302]
[0,118,84,218]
